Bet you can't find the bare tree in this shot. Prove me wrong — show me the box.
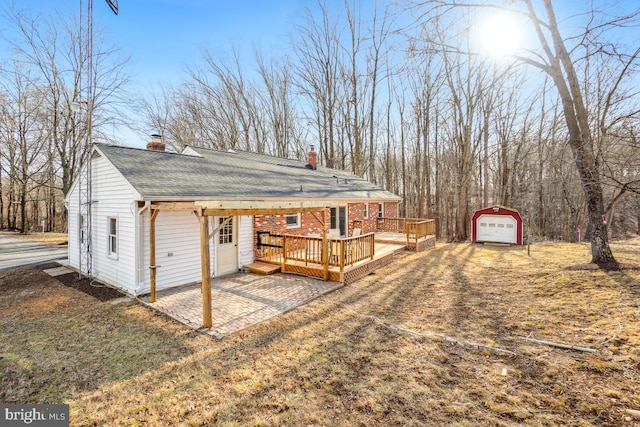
[412,0,640,262]
[293,1,342,168]
[255,53,298,158]
[519,0,620,263]
[0,61,49,233]
[2,4,130,195]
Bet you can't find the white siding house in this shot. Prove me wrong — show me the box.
[66,148,252,295]
[66,140,402,296]
[66,150,141,292]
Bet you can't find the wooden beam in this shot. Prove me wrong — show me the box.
[199,214,213,329]
[201,207,325,217]
[197,200,337,211]
[311,211,325,227]
[145,200,342,216]
[149,209,159,303]
[150,201,197,211]
[322,209,329,281]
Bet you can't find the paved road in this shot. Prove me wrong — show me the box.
[0,232,68,271]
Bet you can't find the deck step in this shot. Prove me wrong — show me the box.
[244,262,281,275]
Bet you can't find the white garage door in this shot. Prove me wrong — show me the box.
[476,214,517,244]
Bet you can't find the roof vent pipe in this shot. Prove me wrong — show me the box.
[147,134,166,152]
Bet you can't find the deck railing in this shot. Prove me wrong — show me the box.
[332,232,375,270]
[376,217,435,246]
[256,231,375,272]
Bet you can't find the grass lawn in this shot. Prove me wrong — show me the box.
[1,239,639,426]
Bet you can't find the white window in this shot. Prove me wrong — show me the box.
[108,217,118,257]
[363,204,369,219]
[219,217,234,244]
[378,203,384,218]
[286,213,301,228]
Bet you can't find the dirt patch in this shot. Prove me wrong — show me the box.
[33,262,67,271]
[10,263,127,302]
[53,273,126,302]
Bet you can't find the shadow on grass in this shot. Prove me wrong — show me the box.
[5,241,624,426]
[0,266,197,404]
[70,241,636,426]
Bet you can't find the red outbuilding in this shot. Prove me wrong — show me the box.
[471,206,524,245]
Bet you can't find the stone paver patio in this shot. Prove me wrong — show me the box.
[140,272,343,339]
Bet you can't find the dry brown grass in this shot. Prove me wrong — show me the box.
[1,239,639,426]
[22,232,68,246]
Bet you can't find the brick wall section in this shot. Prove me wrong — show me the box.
[253,201,400,247]
[384,202,398,218]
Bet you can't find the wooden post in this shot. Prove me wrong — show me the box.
[199,213,213,329]
[283,235,288,264]
[322,209,329,281]
[370,233,375,260]
[339,239,345,272]
[406,222,410,247]
[149,209,159,303]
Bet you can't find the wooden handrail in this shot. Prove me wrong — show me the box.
[376,217,435,246]
[257,232,376,272]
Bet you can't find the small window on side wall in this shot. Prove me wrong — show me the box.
[286,213,300,228]
[363,204,369,219]
[108,217,118,258]
[378,203,384,218]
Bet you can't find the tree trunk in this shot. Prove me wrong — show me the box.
[526,0,617,265]
[20,172,27,234]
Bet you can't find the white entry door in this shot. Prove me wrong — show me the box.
[216,217,238,275]
[476,214,517,244]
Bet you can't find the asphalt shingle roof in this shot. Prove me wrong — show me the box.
[95,143,401,202]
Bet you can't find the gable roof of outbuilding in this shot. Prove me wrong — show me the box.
[94,143,401,202]
[472,206,523,221]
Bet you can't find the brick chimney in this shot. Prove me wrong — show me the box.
[306,145,317,170]
[147,134,165,152]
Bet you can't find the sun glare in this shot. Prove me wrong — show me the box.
[479,14,522,56]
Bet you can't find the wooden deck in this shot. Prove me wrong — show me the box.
[256,218,437,285]
[269,241,405,284]
[375,232,436,252]
[257,237,430,284]
[282,234,436,283]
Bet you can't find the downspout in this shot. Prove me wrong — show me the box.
[133,201,150,295]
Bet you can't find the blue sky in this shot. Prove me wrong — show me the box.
[22,0,639,91]
[70,0,308,86]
